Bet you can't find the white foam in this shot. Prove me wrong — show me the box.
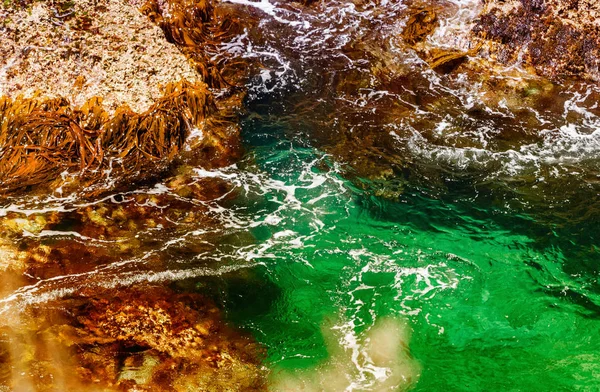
[269,316,421,391]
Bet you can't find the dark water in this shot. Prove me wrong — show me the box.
[2,0,600,390]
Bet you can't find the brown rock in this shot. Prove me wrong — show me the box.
[0,0,201,113]
[0,285,267,391]
[473,0,600,79]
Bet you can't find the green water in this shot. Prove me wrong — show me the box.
[193,134,600,390]
[187,2,600,388]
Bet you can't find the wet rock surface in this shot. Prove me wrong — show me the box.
[1,0,599,390]
[0,285,267,391]
[0,139,263,390]
[0,0,199,113]
[0,0,264,390]
[473,0,600,79]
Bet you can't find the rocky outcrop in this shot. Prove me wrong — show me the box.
[0,1,263,390]
[0,0,250,197]
[0,0,199,112]
[473,0,600,79]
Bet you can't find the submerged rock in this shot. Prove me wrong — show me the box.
[0,285,267,391]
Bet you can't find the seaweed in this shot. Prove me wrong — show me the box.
[426,42,484,71]
[140,0,251,89]
[401,6,438,46]
[0,80,214,196]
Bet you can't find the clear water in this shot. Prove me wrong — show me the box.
[2,0,600,390]
[209,0,600,389]
[208,140,600,391]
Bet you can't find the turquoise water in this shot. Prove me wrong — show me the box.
[193,128,600,390]
[184,0,600,389]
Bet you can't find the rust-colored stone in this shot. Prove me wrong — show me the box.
[473,0,600,79]
[0,285,267,391]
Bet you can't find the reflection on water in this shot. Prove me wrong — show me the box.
[1,0,600,390]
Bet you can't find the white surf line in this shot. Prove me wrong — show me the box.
[0,202,75,217]
[223,0,306,27]
[0,262,260,315]
[21,229,123,243]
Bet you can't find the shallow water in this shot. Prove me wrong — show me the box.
[2,0,600,390]
[203,0,600,389]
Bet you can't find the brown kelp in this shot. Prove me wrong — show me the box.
[240,0,585,203]
[138,0,261,167]
[141,0,258,89]
[0,81,214,196]
[425,42,483,72]
[401,6,439,46]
